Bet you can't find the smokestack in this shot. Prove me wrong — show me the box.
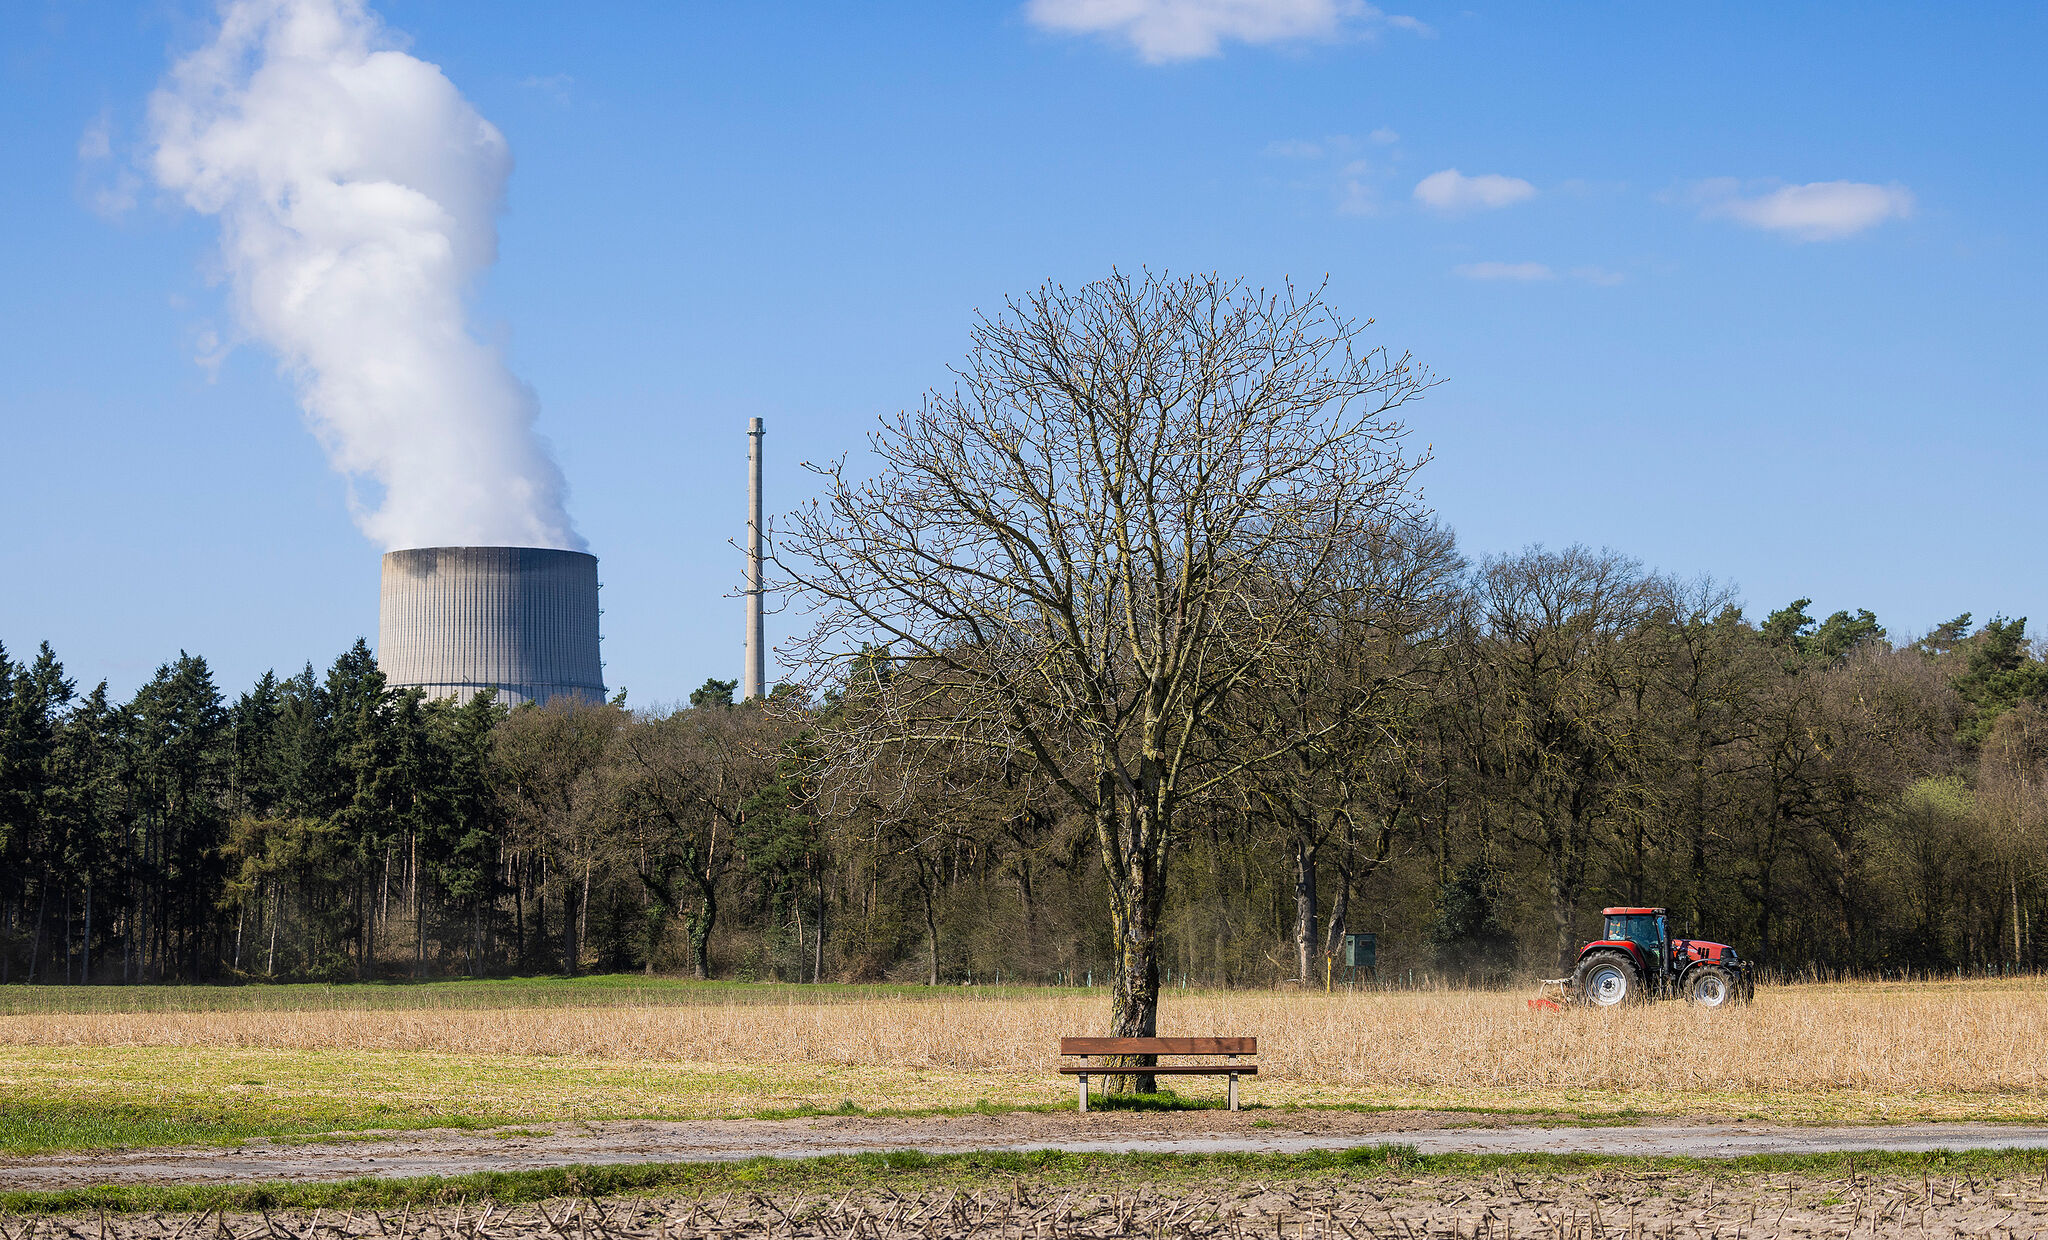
[745,417,766,702]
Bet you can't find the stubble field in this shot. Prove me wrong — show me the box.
[2,977,2043,1154]
[19,1160,2048,1239]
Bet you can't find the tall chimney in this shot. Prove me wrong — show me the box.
[745,417,765,702]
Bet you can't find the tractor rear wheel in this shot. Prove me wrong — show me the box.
[1574,949,1643,1007]
[1683,965,1745,1008]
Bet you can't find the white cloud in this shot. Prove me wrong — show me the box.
[1695,178,1914,241]
[1367,126,1399,144]
[1455,261,1553,281]
[1570,266,1626,287]
[1024,0,1427,63]
[1414,168,1536,211]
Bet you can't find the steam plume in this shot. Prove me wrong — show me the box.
[151,0,582,552]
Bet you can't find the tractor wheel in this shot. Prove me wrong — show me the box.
[1683,964,1744,1008]
[1574,949,1643,1007]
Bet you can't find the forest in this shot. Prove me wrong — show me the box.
[5,275,2043,990]
[2,578,2043,989]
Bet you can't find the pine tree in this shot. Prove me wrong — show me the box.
[122,653,229,980]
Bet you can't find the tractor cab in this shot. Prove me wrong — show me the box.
[1603,908,1669,973]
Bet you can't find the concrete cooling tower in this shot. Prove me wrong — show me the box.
[377,546,604,707]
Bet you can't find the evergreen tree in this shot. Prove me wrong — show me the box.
[690,678,737,710]
[230,671,287,819]
[122,652,229,980]
[1954,616,2048,743]
[49,681,123,981]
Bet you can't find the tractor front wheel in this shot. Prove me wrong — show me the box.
[1683,965,1745,1008]
[1574,949,1643,1007]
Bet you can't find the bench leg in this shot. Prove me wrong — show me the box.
[1077,1074,1089,1114]
[1227,1072,1238,1112]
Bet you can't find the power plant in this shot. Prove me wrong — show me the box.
[374,420,761,707]
[377,546,605,707]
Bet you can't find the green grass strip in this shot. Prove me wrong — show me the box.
[0,1101,509,1157]
[9,1146,2048,1216]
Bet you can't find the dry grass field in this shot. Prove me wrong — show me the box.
[2,978,2044,1152]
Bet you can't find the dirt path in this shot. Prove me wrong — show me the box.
[8,1111,2048,1190]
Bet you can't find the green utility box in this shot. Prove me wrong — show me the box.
[1343,932,1377,971]
[1324,933,1379,987]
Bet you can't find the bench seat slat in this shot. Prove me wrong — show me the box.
[1059,1037,1255,1056]
[1057,1064,1259,1075]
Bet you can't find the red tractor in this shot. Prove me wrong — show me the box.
[1570,907,1754,1008]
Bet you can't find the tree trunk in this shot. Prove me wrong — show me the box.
[1293,836,1317,985]
[921,866,940,986]
[577,860,593,974]
[812,867,825,984]
[26,881,48,985]
[2014,874,2024,968]
[789,885,805,985]
[560,880,580,976]
[1545,817,1588,969]
[413,834,424,980]
[1102,800,1165,1094]
[686,862,718,981]
[1322,866,1350,988]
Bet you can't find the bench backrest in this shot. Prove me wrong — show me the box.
[1059,1037,1255,1056]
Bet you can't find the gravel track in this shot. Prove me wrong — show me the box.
[7,1112,2048,1190]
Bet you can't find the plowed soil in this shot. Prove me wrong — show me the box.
[19,1172,2048,1238]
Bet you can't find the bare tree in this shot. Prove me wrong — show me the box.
[1467,545,1659,966]
[1976,703,2048,965]
[495,700,624,975]
[774,271,1433,1081]
[1233,518,1462,984]
[862,745,995,986]
[1633,577,1759,936]
[606,700,789,978]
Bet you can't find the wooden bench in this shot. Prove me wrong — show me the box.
[1058,1037,1258,1113]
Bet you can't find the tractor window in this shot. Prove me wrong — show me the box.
[1605,914,1662,953]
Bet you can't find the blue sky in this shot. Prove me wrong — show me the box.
[3,1,2044,705]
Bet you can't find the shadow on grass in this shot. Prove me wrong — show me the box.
[752,1099,869,1121]
[1084,1090,1240,1112]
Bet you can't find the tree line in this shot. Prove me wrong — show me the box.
[2,581,2040,989]
[3,273,2042,991]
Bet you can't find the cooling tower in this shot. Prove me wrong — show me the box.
[377,546,604,707]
